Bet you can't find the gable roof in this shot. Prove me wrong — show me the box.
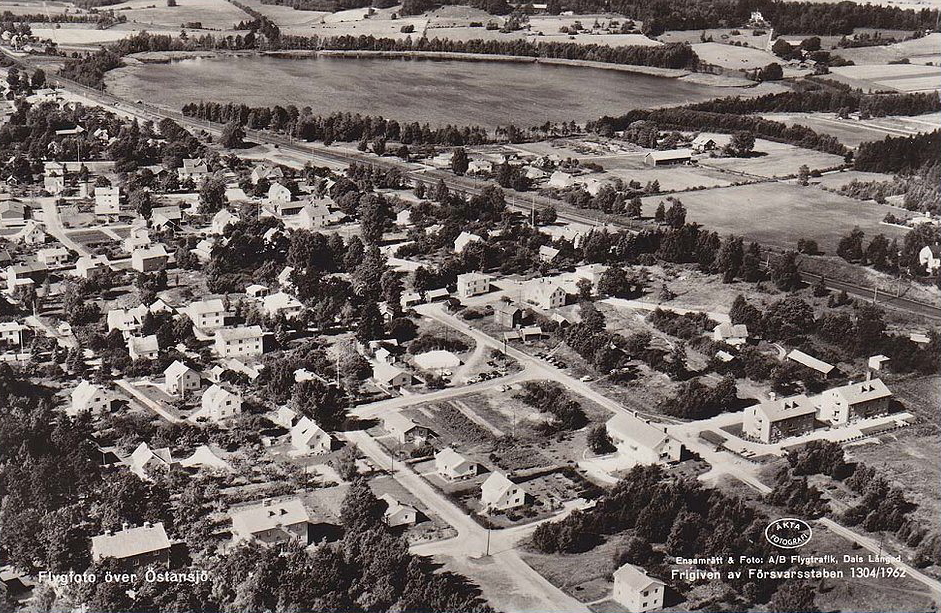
[605,411,670,450]
[830,378,891,405]
[91,523,170,561]
[757,394,816,421]
[230,498,310,535]
[787,349,834,375]
[481,471,521,502]
[613,563,663,591]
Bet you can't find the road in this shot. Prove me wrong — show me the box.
[38,197,92,257]
[345,429,590,613]
[115,379,182,423]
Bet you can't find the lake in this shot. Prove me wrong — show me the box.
[105,55,745,128]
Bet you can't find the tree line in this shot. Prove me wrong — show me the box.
[688,90,941,119]
[855,129,941,174]
[277,34,700,70]
[591,107,850,156]
[554,0,937,36]
[182,102,493,146]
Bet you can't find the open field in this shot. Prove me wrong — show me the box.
[107,0,250,29]
[231,0,327,26]
[762,111,941,148]
[641,181,909,251]
[838,32,941,65]
[31,27,142,44]
[812,169,896,189]
[829,59,941,92]
[690,41,780,70]
[0,0,77,14]
[700,139,845,178]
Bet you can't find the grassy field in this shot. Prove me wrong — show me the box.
[690,41,779,70]
[700,139,846,178]
[31,26,143,44]
[107,0,250,29]
[838,32,941,65]
[761,111,941,148]
[640,181,908,251]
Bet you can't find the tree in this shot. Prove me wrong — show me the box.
[797,164,810,186]
[587,423,615,454]
[664,199,686,228]
[31,68,46,89]
[771,251,802,291]
[198,175,228,215]
[769,581,819,613]
[340,478,386,530]
[654,202,665,223]
[450,147,469,175]
[356,300,385,344]
[220,120,245,148]
[837,227,865,262]
[598,265,635,298]
[729,131,755,157]
[291,379,347,430]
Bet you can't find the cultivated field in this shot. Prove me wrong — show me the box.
[0,0,77,14]
[641,181,908,251]
[231,0,327,26]
[761,111,941,148]
[107,0,251,30]
[830,63,941,93]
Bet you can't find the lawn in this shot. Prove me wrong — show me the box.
[31,27,143,44]
[640,181,908,251]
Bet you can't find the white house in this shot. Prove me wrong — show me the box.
[210,209,239,235]
[290,416,337,454]
[605,412,683,464]
[179,158,208,183]
[267,182,293,205]
[91,522,170,567]
[456,272,491,298]
[200,384,242,422]
[262,291,304,320]
[547,170,575,189]
[186,298,226,331]
[644,149,692,167]
[107,305,148,334]
[538,245,561,263]
[251,163,283,184]
[36,247,69,267]
[131,245,169,273]
[230,498,311,547]
[743,394,817,443]
[524,278,567,310]
[126,442,176,481]
[612,564,665,612]
[246,284,269,298]
[0,321,27,348]
[123,226,151,253]
[919,245,941,273]
[816,378,892,426]
[128,335,160,361]
[383,412,433,444]
[74,255,108,279]
[480,472,527,512]
[712,323,749,347]
[163,360,200,397]
[380,493,420,527]
[94,186,121,219]
[214,325,265,358]
[435,447,480,480]
[373,362,412,389]
[453,231,483,253]
[69,380,116,416]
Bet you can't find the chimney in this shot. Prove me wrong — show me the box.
[866,369,872,381]
[143,521,152,529]
[121,522,130,531]
[768,391,777,401]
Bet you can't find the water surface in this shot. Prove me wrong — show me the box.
[106,55,741,128]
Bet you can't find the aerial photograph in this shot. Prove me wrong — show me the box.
[0,0,938,610]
